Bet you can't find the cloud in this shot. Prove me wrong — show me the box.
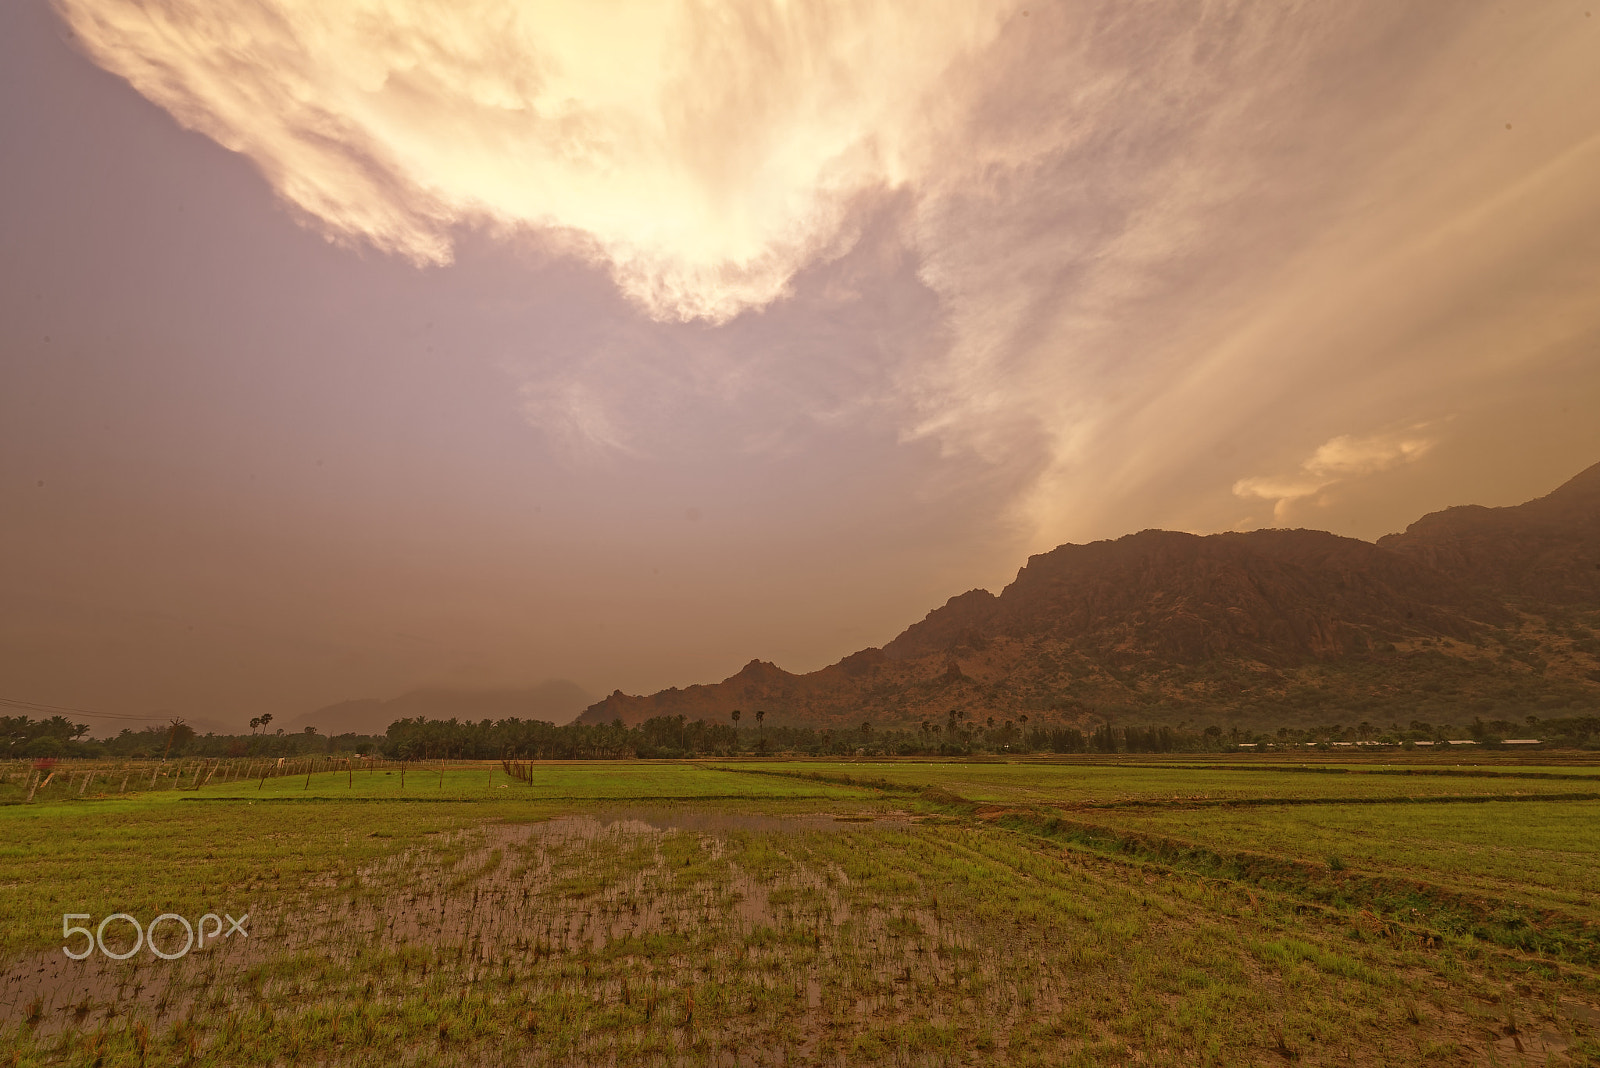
[1233,428,1437,520]
[1300,434,1436,481]
[517,376,639,460]
[887,2,1600,544]
[54,0,1012,323]
[54,0,1600,549]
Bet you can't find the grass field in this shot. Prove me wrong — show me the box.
[0,761,872,807]
[3,756,1598,1066]
[1085,801,1600,921]
[715,760,1600,806]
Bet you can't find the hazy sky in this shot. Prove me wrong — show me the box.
[4,0,1599,732]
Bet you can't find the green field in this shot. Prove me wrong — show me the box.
[0,761,871,806]
[1085,800,1600,920]
[717,759,1600,806]
[3,757,1598,1066]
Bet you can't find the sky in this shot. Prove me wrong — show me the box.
[4,0,1599,733]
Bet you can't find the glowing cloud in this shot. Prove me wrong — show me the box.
[54,0,1010,322]
[52,0,1600,550]
[1234,429,1437,520]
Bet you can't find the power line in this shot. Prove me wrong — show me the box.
[0,695,162,723]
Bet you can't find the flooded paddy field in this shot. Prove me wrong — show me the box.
[2,758,1598,1066]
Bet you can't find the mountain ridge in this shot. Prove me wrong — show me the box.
[578,461,1600,730]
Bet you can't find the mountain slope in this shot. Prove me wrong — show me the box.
[883,528,1501,665]
[1378,460,1600,604]
[578,464,1600,730]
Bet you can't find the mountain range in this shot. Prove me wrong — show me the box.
[577,461,1600,731]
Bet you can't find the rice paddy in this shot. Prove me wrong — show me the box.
[3,756,1598,1066]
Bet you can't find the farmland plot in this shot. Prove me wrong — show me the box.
[2,759,1597,1066]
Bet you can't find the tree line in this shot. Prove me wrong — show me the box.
[6,709,1597,761]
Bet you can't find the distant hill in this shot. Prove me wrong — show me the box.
[288,680,595,736]
[577,462,1600,731]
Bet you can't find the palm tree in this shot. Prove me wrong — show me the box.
[731,709,742,726]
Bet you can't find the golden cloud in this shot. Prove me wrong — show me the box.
[55,0,1011,321]
[1233,429,1438,520]
[54,1,1600,547]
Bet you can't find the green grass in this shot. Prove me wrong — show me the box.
[717,758,1600,806]
[0,795,519,957]
[0,815,1540,1065]
[2,756,1597,1066]
[0,763,882,957]
[1086,799,1600,920]
[0,760,881,807]
[195,761,875,802]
